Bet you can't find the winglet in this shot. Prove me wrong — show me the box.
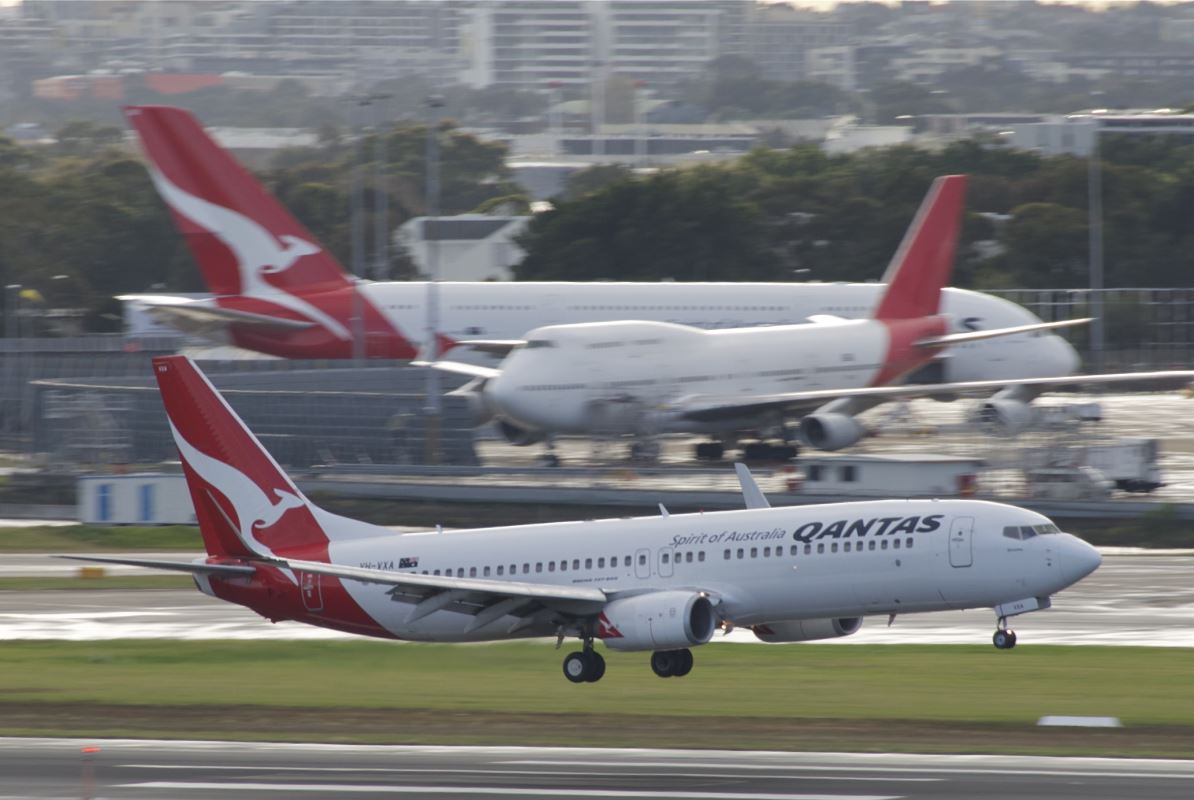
[734,463,771,509]
[872,175,967,321]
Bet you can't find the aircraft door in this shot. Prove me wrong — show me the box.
[949,517,974,568]
[658,546,674,578]
[634,548,651,579]
[300,571,324,612]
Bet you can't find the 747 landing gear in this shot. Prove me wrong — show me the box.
[993,618,1018,650]
[650,648,694,678]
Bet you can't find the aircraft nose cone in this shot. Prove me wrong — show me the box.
[1061,536,1102,585]
[1053,334,1082,376]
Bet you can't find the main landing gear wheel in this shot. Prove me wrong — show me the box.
[695,442,725,461]
[562,650,606,683]
[650,648,694,678]
[993,629,1017,650]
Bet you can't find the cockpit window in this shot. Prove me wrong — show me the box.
[1005,523,1060,540]
[526,339,556,349]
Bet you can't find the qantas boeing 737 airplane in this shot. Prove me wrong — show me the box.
[65,355,1102,682]
[122,105,1083,389]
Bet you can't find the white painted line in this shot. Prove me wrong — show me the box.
[119,784,902,800]
[500,760,1194,781]
[117,765,939,782]
[1037,716,1123,728]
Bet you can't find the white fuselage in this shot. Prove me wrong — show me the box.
[313,499,1098,643]
[489,318,894,435]
[359,281,1080,382]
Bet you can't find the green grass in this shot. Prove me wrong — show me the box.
[0,525,202,553]
[0,575,193,591]
[0,641,1191,754]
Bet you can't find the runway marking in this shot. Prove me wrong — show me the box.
[502,760,1194,781]
[118,765,939,782]
[119,784,902,799]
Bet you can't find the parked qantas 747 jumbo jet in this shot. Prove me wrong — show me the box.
[123,105,1083,386]
[66,356,1102,683]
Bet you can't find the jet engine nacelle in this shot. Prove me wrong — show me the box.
[449,378,495,426]
[977,398,1035,434]
[496,419,545,447]
[599,590,717,652]
[751,617,862,643]
[799,413,866,451]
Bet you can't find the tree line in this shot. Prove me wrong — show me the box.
[518,135,1194,292]
[3,119,1194,335]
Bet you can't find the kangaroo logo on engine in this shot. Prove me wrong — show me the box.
[792,514,944,543]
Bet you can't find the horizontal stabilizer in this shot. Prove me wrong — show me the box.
[56,554,257,576]
[414,360,502,380]
[916,317,1091,348]
[454,339,526,356]
[124,296,315,333]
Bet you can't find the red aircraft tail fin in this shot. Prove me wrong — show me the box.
[126,105,353,298]
[872,175,967,322]
[152,355,330,560]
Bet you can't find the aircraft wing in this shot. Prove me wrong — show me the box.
[413,359,502,380]
[675,370,1194,423]
[280,557,607,626]
[56,555,257,576]
[121,295,315,333]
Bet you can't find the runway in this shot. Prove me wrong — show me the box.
[2,553,1192,646]
[2,739,1192,800]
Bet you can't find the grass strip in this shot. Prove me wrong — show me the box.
[0,525,202,553]
[0,641,1190,756]
[0,576,193,592]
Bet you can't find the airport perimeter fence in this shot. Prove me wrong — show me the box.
[0,334,477,468]
[991,287,1194,370]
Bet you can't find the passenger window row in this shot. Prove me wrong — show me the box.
[722,538,914,560]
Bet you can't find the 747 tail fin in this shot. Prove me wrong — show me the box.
[872,175,967,322]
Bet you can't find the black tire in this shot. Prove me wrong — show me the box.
[673,648,694,677]
[993,630,1012,650]
[1006,630,1018,649]
[586,651,606,683]
[563,651,588,683]
[695,442,724,461]
[650,650,675,678]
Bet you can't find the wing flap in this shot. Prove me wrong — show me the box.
[413,360,503,380]
[280,557,606,611]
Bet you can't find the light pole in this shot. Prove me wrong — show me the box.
[372,93,392,281]
[1087,114,1104,372]
[424,94,445,465]
[349,96,371,362]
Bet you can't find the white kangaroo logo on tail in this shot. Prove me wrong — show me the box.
[147,166,351,340]
[169,421,306,559]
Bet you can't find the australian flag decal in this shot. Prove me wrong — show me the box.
[399,556,419,568]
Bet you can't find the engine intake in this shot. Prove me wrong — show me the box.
[599,591,716,652]
[799,413,866,451]
[751,617,862,643]
[496,419,545,447]
[976,398,1035,434]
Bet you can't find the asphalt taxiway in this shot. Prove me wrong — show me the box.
[2,739,1192,800]
[1,552,1190,646]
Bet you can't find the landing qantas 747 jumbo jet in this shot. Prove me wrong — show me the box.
[66,356,1102,682]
